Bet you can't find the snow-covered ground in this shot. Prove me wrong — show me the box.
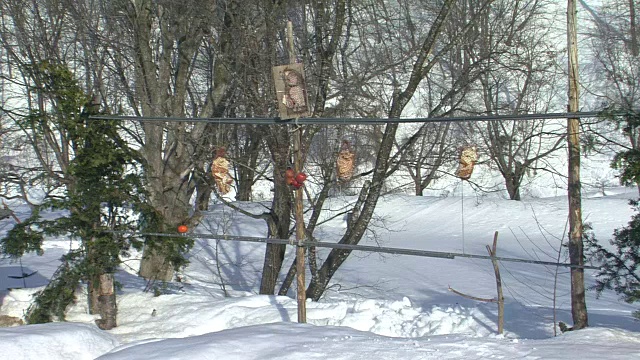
[1,187,639,359]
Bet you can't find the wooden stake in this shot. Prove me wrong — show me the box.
[486,231,504,335]
[288,20,307,323]
[449,231,504,335]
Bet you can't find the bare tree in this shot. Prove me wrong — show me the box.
[581,0,640,192]
[306,0,462,300]
[463,0,566,200]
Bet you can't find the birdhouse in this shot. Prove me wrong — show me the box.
[272,63,309,119]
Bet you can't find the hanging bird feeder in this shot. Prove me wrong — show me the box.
[212,147,234,194]
[336,140,356,182]
[272,63,310,119]
[456,146,478,180]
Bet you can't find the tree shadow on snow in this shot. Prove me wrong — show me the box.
[186,237,263,293]
[0,265,49,309]
[0,265,49,290]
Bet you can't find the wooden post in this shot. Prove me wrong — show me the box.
[486,231,504,335]
[287,21,307,323]
[566,0,588,329]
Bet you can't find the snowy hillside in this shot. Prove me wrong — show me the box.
[1,188,639,359]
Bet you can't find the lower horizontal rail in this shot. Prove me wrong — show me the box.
[108,231,600,270]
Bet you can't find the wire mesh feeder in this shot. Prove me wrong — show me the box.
[336,140,356,182]
[456,145,478,180]
[212,147,233,194]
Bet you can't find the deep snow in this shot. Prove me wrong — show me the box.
[1,187,639,359]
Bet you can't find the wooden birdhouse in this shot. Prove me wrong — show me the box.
[272,63,309,119]
[212,147,233,194]
[456,146,478,180]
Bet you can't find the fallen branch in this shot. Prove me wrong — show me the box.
[447,286,497,302]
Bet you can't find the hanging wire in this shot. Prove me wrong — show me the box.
[461,178,465,254]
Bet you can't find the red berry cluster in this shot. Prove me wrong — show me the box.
[285,168,307,189]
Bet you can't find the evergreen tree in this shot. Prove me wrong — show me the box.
[1,63,150,328]
[588,109,640,319]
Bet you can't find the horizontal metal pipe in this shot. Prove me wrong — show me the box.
[110,231,600,270]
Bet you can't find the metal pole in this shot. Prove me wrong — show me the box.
[107,231,601,270]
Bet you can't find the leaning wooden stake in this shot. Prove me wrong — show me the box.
[449,231,505,335]
[486,231,505,334]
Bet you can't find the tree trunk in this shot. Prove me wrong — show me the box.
[260,128,292,294]
[567,0,588,330]
[305,141,388,300]
[138,179,193,280]
[139,247,175,282]
[413,167,424,196]
[260,216,289,294]
[123,0,214,281]
[236,166,255,201]
[90,273,117,330]
[234,126,262,202]
[505,173,522,200]
[194,178,213,212]
[630,0,638,57]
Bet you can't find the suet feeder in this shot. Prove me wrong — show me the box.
[212,147,233,194]
[336,140,356,181]
[456,146,478,180]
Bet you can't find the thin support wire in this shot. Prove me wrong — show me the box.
[461,179,465,254]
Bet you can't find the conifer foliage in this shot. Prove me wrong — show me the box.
[1,63,148,328]
[588,109,640,319]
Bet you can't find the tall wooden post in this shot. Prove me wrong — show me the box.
[567,0,588,329]
[287,21,307,323]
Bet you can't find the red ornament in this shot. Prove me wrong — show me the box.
[295,172,307,183]
[290,180,300,188]
[177,225,188,233]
